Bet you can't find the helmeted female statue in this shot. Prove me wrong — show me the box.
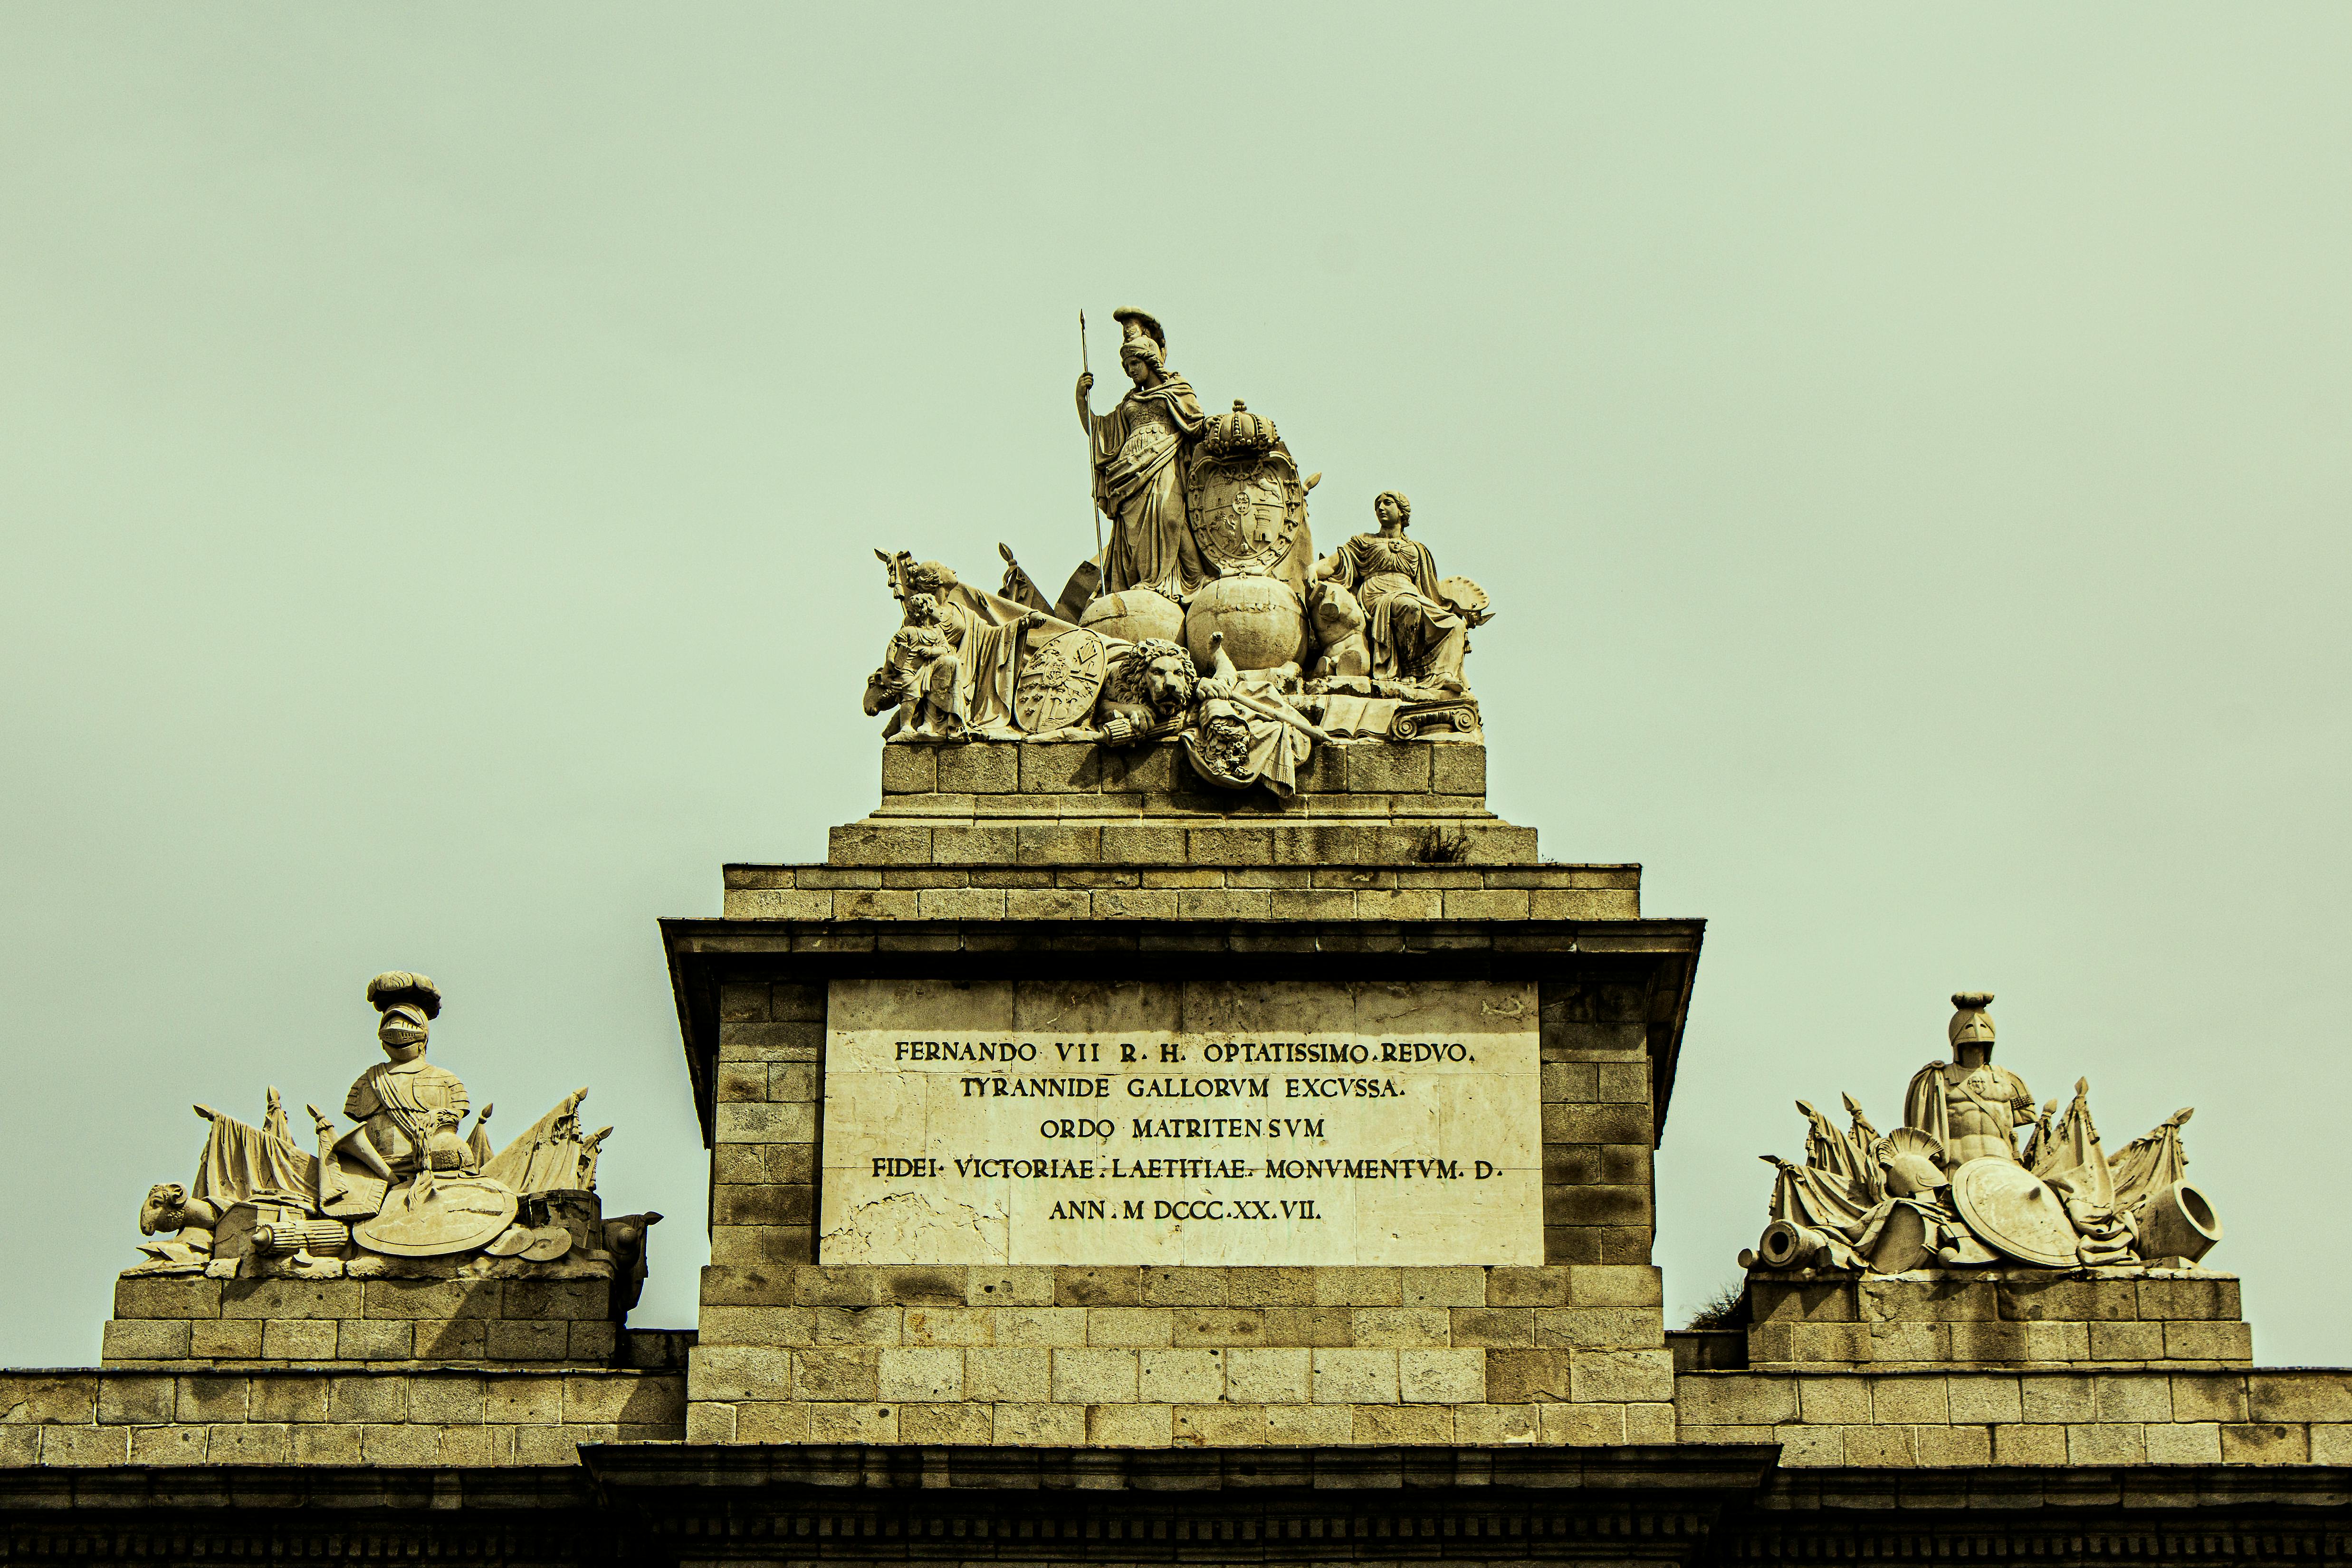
[1312,491,1468,691]
[1076,309,1207,601]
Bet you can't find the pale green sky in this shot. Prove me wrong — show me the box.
[3,6,2346,1367]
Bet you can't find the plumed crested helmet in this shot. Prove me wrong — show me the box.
[1948,991,1995,1050]
[367,971,441,1043]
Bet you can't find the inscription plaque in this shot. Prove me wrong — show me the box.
[818,978,1541,1265]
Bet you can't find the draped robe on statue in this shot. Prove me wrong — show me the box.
[927,579,1072,736]
[1319,533,1466,682]
[1089,376,1207,600]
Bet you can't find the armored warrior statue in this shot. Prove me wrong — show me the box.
[1902,991,2036,1166]
[1077,309,1207,601]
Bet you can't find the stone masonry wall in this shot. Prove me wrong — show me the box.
[685,1262,1671,1448]
[0,1366,684,1467]
[102,1274,631,1371]
[1744,1272,2253,1372]
[1676,1367,2351,1467]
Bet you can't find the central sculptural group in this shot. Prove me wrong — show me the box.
[862,308,1492,795]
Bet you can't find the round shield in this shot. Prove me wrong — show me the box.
[1950,1157,2078,1267]
[519,1224,574,1262]
[1013,626,1107,733]
[354,1176,519,1258]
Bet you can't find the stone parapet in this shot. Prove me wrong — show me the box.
[1675,1367,2351,1467]
[685,1262,1670,1448]
[1742,1271,2251,1372]
[100,1273,647,1372]
[724,863,1638,922]
[0,1366,685,1467]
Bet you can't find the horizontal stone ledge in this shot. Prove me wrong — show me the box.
[727,863,1643,891]
[588,1436,1771,1490]
[695,1264,1664,1313]
[663,918,1702,963]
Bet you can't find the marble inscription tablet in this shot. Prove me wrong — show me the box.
[819,978,1541,1266]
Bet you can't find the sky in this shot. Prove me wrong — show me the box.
[2,5,2346,1368]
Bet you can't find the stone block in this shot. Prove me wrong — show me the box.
[1349,1308,1450,1348]
[177,1373,249,1422]
[1170,1308,1265,1348]
[1400,1348,1485,1403]
[879,1347,964,1402]
[966,1348,1052,1403]
[1399,1266,1484,1307]
[1225,1268,1315,1306]
[192,1319,266,1359]
[994,1307,1089,1347]
[6,1376,102,1426]
[1224,1348,1311,1405]
[114,1276,223,1320]
[326,1374,404,1423]
[1432,745,1486,796]
[1311,1268,1401,1306]
[1486,1349,1572,1405]
[250,1374,329,1424]
[1795,1375,1871,1425]
[208,1425,294,1464]
[1914,1425,1992,1466]
[362,1278,500,1321]
[901,1402,994,1444]
[1533,1307,1664,1349]
[2221,1422,2309,1463]
[129,1425,210,1464]
[2312,1424,2352,1464]
[2020,1375,2095,1424]
[570,1321,617,1362]
[1455,1402,1540,1445]
[1997,1278,2137,1322]
[1452,1309,1535,1348]
[1842,1425,1918,1467]
[690,1345,794,1403]
[262,1319,339,1361]
[1171,1402,1264,1446]
[2145,1421,2223,1463]
[1055,1266,1141,1307]
[412,1318,487,1360]
[2093,1372,2173,1422]
[97,1375,176,1425]
[1050,1348,1138,1403]
[2137,1275,2241,1321]
[39,1428,130,1467]
[1871,1376,1949,1425]
[1354,1404,1454,1444]
[734,1402,807,1442]
[224,1277,364,1320]
[1311,1349,1399,1404]
[1945,1375,2024,1425]
[1087,1307,1173,1348]
[880,746,934,794]
[102,1318,190,1363]
[362,1423,443,1466]
[488,1377,564,1425]
[901,1307,994,1347]
[2163,1320,2253,1362]
[1677,1374,1796,1426]
[811,1305,900,1345]
[1570,1349,1674,1404]
[965,1267,1056,1307]
[794,1349,880,1402]
[994,1401,1085,1445]
[1137,1349,1223,1405]
[2170,1372,2248,1423]
[486,1319,570,1361]
[1777,1425,1845,1466]
[2247,1372,2352,1423]
[2066,1422,2146,1464]
[2088,1319,2166,1362]
[1540,1403,1626,1445]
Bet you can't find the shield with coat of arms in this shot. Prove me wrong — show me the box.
[1186,400,1307,578]
[1013,626,1108,733]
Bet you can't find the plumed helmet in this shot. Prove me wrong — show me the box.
[1112,307,1166,356]
[366,971,442,1020]
[1877,1128,1948,1196]
[1948,990,1994,1049]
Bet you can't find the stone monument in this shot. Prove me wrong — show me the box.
[3,306,2342,1565]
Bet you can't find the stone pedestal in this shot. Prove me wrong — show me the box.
[1739,1269,2252,1371]
[663,740,1704,1447]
